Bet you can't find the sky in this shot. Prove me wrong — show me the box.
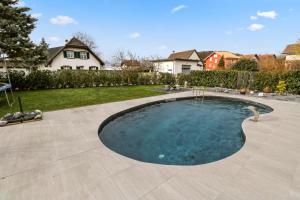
[21,0,300,61]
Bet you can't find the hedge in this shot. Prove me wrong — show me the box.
[0,70,299,94]
[0,70,170,90]
[177,70,300,94]
[177,71,238,89]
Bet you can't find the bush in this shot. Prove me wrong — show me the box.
[4,70,166,90]
[3,69,300,94]
[159,73,176,85]
[178,70,238,88]
[276,80,287,94]
[231,59,259,71]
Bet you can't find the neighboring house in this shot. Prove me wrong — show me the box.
[204,51,240,70]
[44,37,105,71]
[283,41,300,71]
[120,60,151,72]
[120,60,141,70]
[197,51,213,69]
[152,49,202,74]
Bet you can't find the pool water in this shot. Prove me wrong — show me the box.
[99,98,272,165]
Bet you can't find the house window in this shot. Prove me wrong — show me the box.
[60,65,72,70]
[210,57,212,61]
[182,65,191,74]
[76,66,84,70]
[214,54,218,58]
[80,52,88,60]
[89,66,98,71]
[215,59,218,64]
[66,51,74,59]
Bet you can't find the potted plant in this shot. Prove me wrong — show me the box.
[240,88,247,95]
[263,86,272,93]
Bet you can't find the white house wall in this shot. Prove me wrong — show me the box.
[154,61,175,73]
[45,48,102,71]
[153,60,200,74]
[286,55,300,61]
[189,51,200,60]
[174,61,199,73]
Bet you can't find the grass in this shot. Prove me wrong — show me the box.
[0,85,165,117]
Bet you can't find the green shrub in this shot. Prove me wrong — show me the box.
[159,73,176,85]
[3,69,300,94]
[178,70,238,88]
[231,59,259,71]
[252,72,279,92]
[276,80,287,94]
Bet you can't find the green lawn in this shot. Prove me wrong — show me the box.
[0,85,165,117]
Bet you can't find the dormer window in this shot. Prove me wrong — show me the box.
[80,52,88,59]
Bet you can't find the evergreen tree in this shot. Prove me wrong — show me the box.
[0,0,40,65]
[218,56,225,69]
[23,38,49,68]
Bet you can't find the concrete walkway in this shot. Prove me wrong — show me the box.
[0,91,299,200]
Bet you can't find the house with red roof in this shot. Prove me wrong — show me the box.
[204,51,241,70]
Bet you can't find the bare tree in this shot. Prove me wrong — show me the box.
[73,31,101,54]
[112,50,127,69]
[112,50,139,70]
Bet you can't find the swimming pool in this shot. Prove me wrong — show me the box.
[99,97,272,166]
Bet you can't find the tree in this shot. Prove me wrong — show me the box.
[218,56,225,69]
[73,31,103,58]
[231,59,259,71]
[23,38,49,69]
[0,0,37,62]
[258,57,285,72]
[73,31,97,50]
[112,50,138,70]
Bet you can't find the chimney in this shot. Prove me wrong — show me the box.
[172,50,175,53]
[65,39,69,44]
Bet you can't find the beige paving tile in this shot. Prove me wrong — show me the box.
[111,164,171,200]
[0,91,299,199]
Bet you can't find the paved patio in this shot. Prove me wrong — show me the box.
[0,91,299,200]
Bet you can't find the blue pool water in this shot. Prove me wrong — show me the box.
[99,98,272,165]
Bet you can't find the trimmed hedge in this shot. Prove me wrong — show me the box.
[177,71,238,89]
[178,70,300,94]
[1,70,299,94]
[0,70,167,90]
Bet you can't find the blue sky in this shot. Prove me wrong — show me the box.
[22,0,300,60]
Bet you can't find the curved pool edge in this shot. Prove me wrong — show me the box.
[97,95,274,166]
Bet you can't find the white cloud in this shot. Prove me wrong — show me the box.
[129,32,141,39]
[257,11,278,19]
[250,16,258,20]
[247,23,265,31]
[159,45,167,50]
[50,16,77,25]
[225,31,232,35]
[172,5,187,13]
[31,13,42,18]
[48,36,60,43]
